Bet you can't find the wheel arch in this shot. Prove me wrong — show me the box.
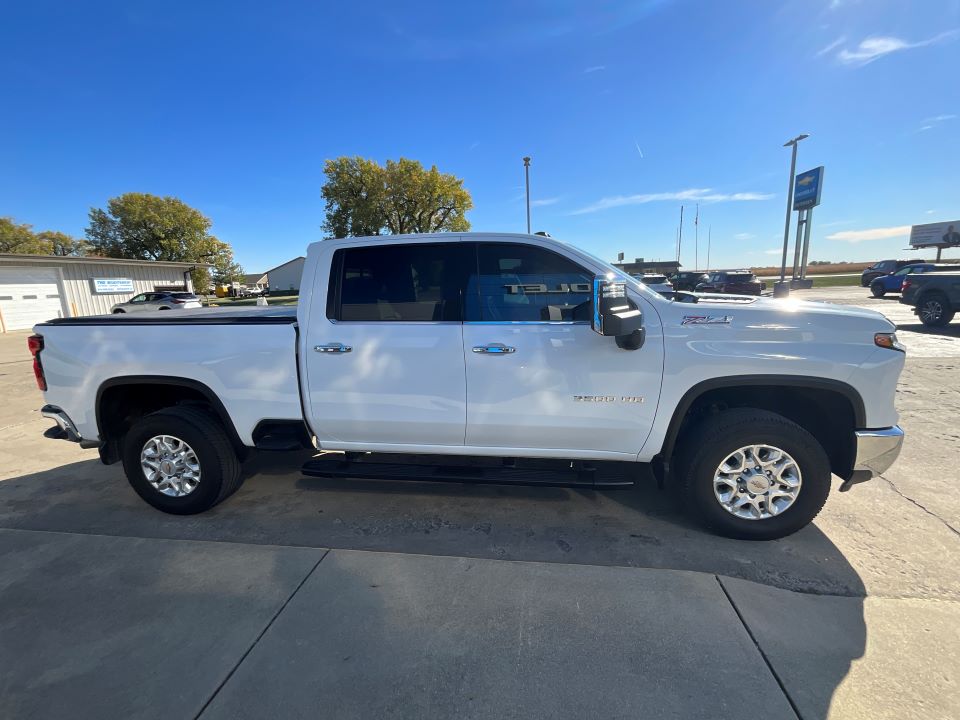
[96,376,246,464]
[659,375,865,481]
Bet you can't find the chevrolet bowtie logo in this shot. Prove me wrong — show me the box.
[797,175,815,186]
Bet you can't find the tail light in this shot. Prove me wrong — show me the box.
[171,298,185,304]
[901,279,912,293]
[27,334,46,391]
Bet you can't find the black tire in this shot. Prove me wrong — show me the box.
[121,405,243,514]
[113,309,125,314]
[676,408,831,540]
[870,282,885,298]
[917,292,955,327]
[158,306,170,311]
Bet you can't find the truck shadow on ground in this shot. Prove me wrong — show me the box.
[0,453,866,718]
[896,321,960,337]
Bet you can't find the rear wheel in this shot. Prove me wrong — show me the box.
[121,406,242,514]
[113,309,125,314]
[918,292,955,327]
[677,408,831,540]
[870,282,886,298]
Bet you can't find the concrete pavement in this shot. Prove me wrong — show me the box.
[1,287,959,718]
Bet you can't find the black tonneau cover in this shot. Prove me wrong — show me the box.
[38,306,298,326]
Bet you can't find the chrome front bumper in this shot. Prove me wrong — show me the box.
[840,425,904,491]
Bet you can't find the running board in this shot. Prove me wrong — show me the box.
[301,455,637,487]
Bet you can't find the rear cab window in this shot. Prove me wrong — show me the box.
[328,243,469,322]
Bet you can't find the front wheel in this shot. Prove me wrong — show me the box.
[918,292,955,327]
[121,406,243,514]
[870,283,886,298]
[677,409,831,540]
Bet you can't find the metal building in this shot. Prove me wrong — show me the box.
[0,254,201,332]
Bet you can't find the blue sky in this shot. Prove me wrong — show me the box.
[2,0,959,272]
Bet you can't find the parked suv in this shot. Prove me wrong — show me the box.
[695,270,765,296]
[670,271,709,291]
[111,292,202,313]
[631,273,673,295]
[869,264,954,297]
[901,271,960,326]
[861,259,915,287]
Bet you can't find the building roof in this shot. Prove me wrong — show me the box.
[263,256,306,275]
[242,273,268,285]
[0,253,211,268]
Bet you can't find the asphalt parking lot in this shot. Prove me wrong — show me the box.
[1,287,958,719]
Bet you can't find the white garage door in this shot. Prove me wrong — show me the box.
[0,267,67,331]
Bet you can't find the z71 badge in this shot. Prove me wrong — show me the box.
[681,315,732,326]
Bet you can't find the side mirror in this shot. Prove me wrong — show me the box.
[592,277,645,350]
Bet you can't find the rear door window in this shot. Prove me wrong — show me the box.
[331,243,468,322]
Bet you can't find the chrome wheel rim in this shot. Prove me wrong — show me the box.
[713,444,802,521]
[920,300,943,323]
[141,435,201,497]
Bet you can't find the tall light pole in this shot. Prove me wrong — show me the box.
[778,134,809,291]
[523,156,532,234]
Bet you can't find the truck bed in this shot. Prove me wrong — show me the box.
[35,307,303,445]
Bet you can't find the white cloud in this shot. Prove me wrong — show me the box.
[734,232,755,240]
[571,188,774,215]
[815,36,846,57]
[926,209,936,214]
[837,30,959,66]
[530,197,560,207]
[583,65,606,73]
[763,248,784,255]
[924,114,957,123]
[826,225,911,242]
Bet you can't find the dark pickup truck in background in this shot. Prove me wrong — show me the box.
[901,272,960,327]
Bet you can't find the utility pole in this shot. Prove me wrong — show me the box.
[707,225,711,272]
[777,134,809,295]
[677,206,684,264]
[694,203,699,271]
[523,157,531,234]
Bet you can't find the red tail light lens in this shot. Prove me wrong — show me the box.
[901,279,912,292]
[27,334,46,391]
[171,299,185,304]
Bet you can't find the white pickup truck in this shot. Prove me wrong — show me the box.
[31,233,905,540]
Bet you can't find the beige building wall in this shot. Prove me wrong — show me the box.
[0,258,195,318]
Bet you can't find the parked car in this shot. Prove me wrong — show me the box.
[631,273,673,294]
[861,259,916,287]
[33,232,904,540]
[110,292,202,313]
[869,263,955,297]
[695,270,765,296]
[900,271,960,326]
[671,271,709,291]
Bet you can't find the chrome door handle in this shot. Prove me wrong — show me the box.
[314,343,352,353]
[472,343,516,354]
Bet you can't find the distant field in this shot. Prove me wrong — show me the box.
[752,261,873,275]
[810,274,862,288]
[751,258,960,276]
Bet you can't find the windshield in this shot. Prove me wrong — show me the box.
[172,292,198,299]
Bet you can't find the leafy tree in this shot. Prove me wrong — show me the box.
[37,230,88,257]
[0,217,52,254]
[321,157,472,238]
[321,157,387,238]
[210,239,245,285]
[85,193,238,291]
